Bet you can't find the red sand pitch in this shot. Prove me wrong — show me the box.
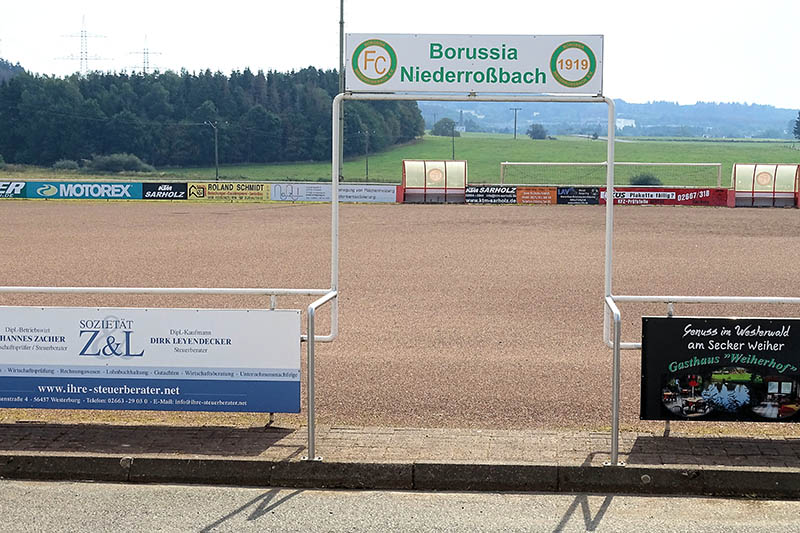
[2,201,800,434]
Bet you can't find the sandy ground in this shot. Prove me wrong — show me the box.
[1,200,800,435]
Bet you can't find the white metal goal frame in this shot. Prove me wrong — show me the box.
[499,161,722,187]
[333,90,618,457]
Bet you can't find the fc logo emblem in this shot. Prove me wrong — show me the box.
[351,39,397,85]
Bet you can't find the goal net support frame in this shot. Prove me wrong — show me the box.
[500,161,722,187]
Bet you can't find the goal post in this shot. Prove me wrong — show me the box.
[499,161,722,188]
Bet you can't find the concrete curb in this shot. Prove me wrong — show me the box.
[414,463,559,492]
[2,453,800,498]
[0,454,129,483]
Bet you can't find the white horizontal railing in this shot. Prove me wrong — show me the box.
[604,293,800,466]
[604,294,800,350]
[0,286,331,296]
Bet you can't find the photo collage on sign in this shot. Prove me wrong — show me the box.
[661,368,800,420]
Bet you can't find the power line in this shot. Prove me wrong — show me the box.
[58,16,110,76]
[510,107,522,139]
[129,35,162,74]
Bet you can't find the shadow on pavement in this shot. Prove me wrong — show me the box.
[628,435,800,467]
[553,452,613,532]
[552,494,613,533]
[0,423,301,457]
[200,488,304,532]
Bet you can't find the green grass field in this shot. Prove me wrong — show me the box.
[168,134,800,186]
[4,133,800,187]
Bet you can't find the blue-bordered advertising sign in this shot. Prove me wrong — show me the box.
[27,182,143,200]
[346,34,603,94]
[0,182,26,198]
[0,307,301,412]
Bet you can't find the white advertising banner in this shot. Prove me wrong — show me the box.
[271,183,398,203]
[0,307,301,412]
[346,34,603,94]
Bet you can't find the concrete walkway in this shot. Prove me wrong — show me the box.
[2,423,800,498]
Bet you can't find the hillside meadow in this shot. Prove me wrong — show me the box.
[135,134,800,186]
[3,133,800,187]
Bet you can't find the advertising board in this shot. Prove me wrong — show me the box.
[346,34,603,94]
[0,307,301,412]
[557,186,599,205]
[517,187,557,204]
[143,183,187,200]
[599,187,729,206]
[465,185,517,204]
[271,183,398,203]
[642,316,800,422]
[27,182,142,200]
[0,182,26,198]
[188,182,270,202]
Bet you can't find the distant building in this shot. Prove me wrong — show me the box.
[615,118,636,130]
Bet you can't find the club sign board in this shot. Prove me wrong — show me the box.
[0,307,301,413]
[642,316,800,422]
[346,34,603,94]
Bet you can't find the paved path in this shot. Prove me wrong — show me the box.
[2,423,800,498]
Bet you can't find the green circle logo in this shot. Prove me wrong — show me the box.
[550,41,597,88]
[352,39,397,85]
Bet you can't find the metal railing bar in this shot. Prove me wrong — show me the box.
[343,93,608,104]
[605,291,800,464]
[300,334,337,343]
[304,290,338,461]
[612,294,800,305]
[0,286,331,297]
[604,296,623,466]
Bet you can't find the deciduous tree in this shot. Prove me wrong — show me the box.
[526,123,547,140]
[431,117,459,137]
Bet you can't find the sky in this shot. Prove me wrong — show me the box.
[1,0,798,110]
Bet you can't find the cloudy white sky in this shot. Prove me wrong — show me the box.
[1,0,798,109]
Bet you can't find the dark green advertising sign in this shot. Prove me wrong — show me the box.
[641,317,800,421]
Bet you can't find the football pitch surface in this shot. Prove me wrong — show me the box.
[1,201,799,435]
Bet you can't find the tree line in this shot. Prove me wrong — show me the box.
[0,66,425,168]
[795,111,800,139]
[0,59,24,85]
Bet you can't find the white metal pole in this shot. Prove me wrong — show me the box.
[603,98,621,466]
[331,93,344,338]
[304,289,337,461]
[338,0,345,186]
[603,97,616,344]
[306,303,319,460]
[611,300,622,465]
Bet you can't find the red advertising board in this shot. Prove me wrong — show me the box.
[599,187,729,206]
